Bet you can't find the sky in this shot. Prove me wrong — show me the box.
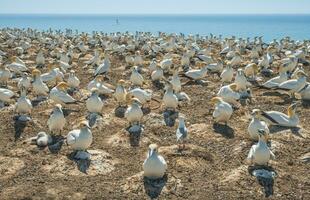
[1,0,310,14]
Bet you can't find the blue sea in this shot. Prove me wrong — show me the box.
[0,14,309,41]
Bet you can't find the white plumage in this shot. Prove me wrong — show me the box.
[143,144,167,179]
[67,121,92,151]
[247,130,275,165]
[47,104,66,134]
[211,97,233,124]
[86,88,103,113]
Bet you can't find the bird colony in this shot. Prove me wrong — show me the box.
[0,28,309,199]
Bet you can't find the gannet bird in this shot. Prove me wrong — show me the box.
[298,83,310,100]
[85,49,100,66]
[230,52,242,66]
[66,120,93,151]
[248,109,269,141]
[257,103,299,127]
[148,58,157,73]
[0,65,12,86]
[184,66,208,80]
[57,60,71,72]
[128,87,152,105]
[7,56,28,74]
[36,49,45,67]
[197,54,213,64]
[130,66,144,86]
[160,58,173,72]
[261,71,288,88]
[124,96,143,125]
[67,70,80,89]
[235,69,251,91]
[217,83,241,105]
[15,86,32,116]
[143,144,167,179]
[41,64,64,84]
[281,56,298,74]
[86,88,103,113]
[247,129,275,165]
[170,68,181,93]
[274,71,308,97]
[211,97,233,125]
[47,104,66,135]
[17,72,31,90]
[87,75,103,91]
[50,82,77,105]
[163,82,178,110]
[249,46,260,59]
[94,52,110,76]
[125,54,134,66]
[97,80,114,95]
[134,51,143,66]
[0,88,15,106]
[31,69,49,98]
[181,52,190,66]
[176,115,188,150]
[114,79,127,106]
[244,63,259,79]
[206,60,223,74]
[291,64,304,79]
[220,64,234,83]
[151,65,164,81]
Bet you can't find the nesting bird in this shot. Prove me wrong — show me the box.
[47,104,66,135]
[143,144,167,179]
[257,103,299,127]
[67,121,93,155]
[130,66,144,87]
[248,109,269,142]
[86,88,103,113]
[211,97,233,125]
[247,129,275,165]
[125,95,143,126]
[50,82,77,105]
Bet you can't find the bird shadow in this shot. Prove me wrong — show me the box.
[62,108,79,117]
[13,117,27,141]
[262,91,283,97]
[67,151,91,174]
[31,97,47,107]
[47,135,64,154]
[143,174,168,199]
[126,125,143,147]
[114,106,127,118]
[152,80,164,90]
[301,100,310,108]
[269,126,304,138]
[163,109,179,127]
[274,96,292,106]
[142,106,151,115]
[212,123,234,139]
[86,112,102,127]
[248,165,277,198]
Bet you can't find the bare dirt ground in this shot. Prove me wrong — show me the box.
[0,47,309,200]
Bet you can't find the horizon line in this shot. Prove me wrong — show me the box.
[0,13,310,15]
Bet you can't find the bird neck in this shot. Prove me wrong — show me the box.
[179,118,185,128]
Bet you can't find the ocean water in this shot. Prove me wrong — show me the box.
[0,14,309,41]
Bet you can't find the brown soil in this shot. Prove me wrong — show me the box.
[0,41,309,200]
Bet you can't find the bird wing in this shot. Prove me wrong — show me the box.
[66,130,78,145]
[278,79,298,90]
[247,145,256,161]
[56,91,76,103]
[261,111,280,124]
